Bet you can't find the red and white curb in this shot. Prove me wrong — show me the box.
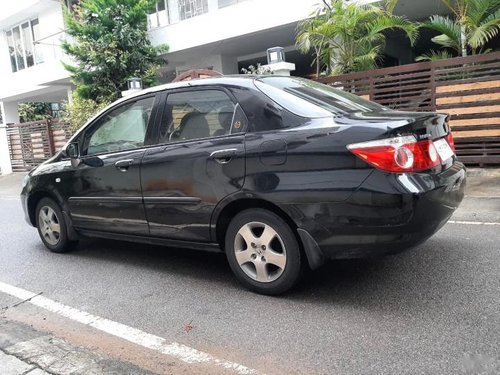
[0,281,258,375]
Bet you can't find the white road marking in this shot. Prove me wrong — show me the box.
[0,281,257,375]
[448,220,500,226]
[464,195,500,199]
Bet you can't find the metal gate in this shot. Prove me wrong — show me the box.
[6,120,72,172]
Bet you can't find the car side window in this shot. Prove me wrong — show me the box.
[158,90,238,144]
[83,96,155,156]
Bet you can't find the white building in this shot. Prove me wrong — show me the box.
[0,0,449,174]
[0,0,72,174]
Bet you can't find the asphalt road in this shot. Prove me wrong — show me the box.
[1,193,499,374]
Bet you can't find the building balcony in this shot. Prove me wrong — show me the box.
[148,0,318,54]
[0,0,71,102]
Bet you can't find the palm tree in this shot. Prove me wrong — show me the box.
[296,0,418,76]
[415,50,454,62]
[296,10,329,78]
[420,0,500,58]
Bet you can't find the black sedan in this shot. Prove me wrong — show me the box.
[21,76,465,294]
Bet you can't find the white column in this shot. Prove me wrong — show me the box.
[66,88,73,105]
[220,55,239,74]
[1,101,19,124]
[0,124,12,175]
[0,101,19,175]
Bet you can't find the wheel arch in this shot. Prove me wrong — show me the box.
[27,190,61,226]
[28,189,79,241]
[213,197,325,270]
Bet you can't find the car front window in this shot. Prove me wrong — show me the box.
[84,96,155,155]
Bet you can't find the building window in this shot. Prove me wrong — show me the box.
[218,0,247,8]
[178,0,208,20]
[5,19,43,73]
[148,0,208,28]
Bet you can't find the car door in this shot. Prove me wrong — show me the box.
[66,94,159,235]
[141,87,247,242]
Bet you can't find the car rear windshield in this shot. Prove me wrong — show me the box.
[255,76,388,118]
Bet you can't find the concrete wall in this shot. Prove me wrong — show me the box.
[0,102,19,175]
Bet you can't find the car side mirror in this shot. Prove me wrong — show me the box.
[66,143,79,159]
[66,143,81,168]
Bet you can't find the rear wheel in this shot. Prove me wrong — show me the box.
[225,209,301,295]
[36,198,76,253]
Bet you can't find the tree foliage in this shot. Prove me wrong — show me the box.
[296,0,418,76]
[419,0,500,59]
[18,102,52,123]
[62,0,168,103]
[62,96,110,134]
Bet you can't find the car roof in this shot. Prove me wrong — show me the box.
[120,75,260,102]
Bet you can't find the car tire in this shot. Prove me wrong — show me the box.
[35,198,77,253]
[225,209,302,295]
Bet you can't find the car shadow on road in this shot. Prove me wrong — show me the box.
[69,238,237,286]
[67,234,469,311]
[285,236,472,312]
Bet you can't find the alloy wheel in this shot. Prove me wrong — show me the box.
[38,206,61,246]
[233,221,287,283]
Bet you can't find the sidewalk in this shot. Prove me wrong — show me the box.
[0,173,25,198]
[0,319,153,375]
[464,168,500,197]
[0,350,49,375]
[452,168,500,222]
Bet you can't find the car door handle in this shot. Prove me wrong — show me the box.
[209,149,238,164]
[114,159,134,171]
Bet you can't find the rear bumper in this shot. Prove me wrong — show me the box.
[289,161,466,259]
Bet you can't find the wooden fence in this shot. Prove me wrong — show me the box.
[6,119,72,172]
[317,52,500,165]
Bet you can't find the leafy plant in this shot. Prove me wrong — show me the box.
[62,96,110,134]
[240,63,273,75]
[415,50,454,62]
[296,0,418,76]
[419,0,500,59]
[296,8,330,77]
[18,102,52,123]
[62,0,168,103]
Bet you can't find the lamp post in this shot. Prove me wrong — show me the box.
[122,77,143,97]
[266,47,286,64]
[262,47,295,76]
[128,77,143,90]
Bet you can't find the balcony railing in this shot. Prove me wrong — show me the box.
[218,0,248,8]
[148,0,249,28]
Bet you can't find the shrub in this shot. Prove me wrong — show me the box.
[62,96,110,134]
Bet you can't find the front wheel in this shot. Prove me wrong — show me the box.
[225,209,302,295]
[36,198,76,253]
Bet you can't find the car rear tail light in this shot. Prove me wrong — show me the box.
[347,135,441,173]
[446,132,455,153]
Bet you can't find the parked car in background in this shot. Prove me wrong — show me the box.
[21,76,465,294]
